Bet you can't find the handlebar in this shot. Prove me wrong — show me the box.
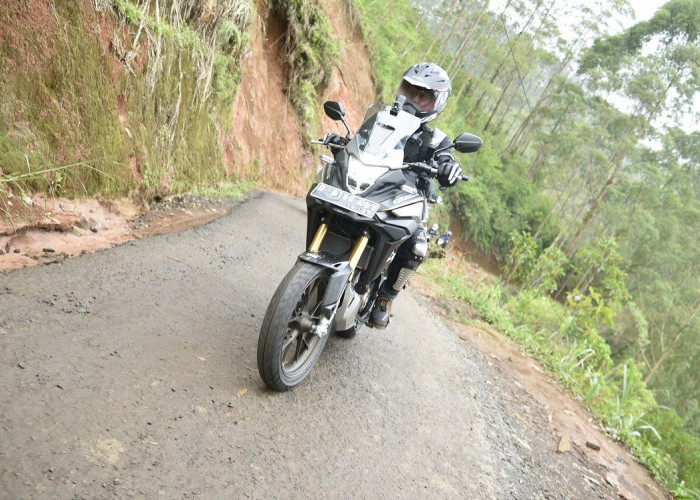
[311,139,346,149]
[310,145,468,181]
[404,162,469,182]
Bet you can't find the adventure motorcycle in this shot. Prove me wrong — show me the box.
[257,98,483,391]
[437,231,452,248]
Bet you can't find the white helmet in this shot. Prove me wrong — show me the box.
[397,63,451,123]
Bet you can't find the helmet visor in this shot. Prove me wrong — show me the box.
[398,80,438,111]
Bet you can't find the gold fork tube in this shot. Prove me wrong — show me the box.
[348,235,369,270]
[308,223,329,253]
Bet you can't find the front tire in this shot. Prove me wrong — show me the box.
[257,262,332,391]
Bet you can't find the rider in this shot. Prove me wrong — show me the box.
[427,223,440,241]
[438,229,453,248]
[369,62,463,329]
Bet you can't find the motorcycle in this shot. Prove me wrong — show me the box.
[437,231,452,248]
[257,97,483,391]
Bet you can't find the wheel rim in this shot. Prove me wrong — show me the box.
[280,274,328,379]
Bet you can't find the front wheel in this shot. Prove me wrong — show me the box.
[257,261,333,391]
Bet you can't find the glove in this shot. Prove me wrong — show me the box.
[437,159,462,187]
[322,133,347,147]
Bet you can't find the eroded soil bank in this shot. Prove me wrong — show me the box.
[0,193,244,272]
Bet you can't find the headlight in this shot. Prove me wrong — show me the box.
[346,157,389,194]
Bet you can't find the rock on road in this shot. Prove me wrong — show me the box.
[0,191,651,498]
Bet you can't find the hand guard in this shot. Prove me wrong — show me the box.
[437,160,462,187]
[322,133,347,147]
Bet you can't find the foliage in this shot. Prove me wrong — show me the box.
[530,246,567,295]
[352,0,433,102]
[356,0,700,475]
[504,230,538,285]
[0,0,252,208]
[645,406,700,496]
[351,6,700,489]
[569,238,630,307]
[269,0,339,139]
[505,231,567,294]
[421,258,700,495]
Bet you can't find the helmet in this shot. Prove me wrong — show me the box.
[398,63,451,123]
[447,230,452,236]
[431,223,439,231]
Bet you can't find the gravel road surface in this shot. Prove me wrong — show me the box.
[0,191,664,498]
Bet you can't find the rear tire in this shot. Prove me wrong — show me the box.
[257,262,332,391]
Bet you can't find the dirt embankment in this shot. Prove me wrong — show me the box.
[1,0,375,273]
[229,0,375,197]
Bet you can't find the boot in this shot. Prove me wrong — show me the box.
[370,296,392,329]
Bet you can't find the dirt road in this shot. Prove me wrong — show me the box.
[0,191,667,498]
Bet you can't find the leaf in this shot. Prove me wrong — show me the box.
[237,388,248,399]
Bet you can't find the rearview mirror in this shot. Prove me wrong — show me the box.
[323,101,346,121]
[454,133,483,153]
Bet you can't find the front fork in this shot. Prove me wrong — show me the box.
[301,221,369,335]
[309,222,370,274]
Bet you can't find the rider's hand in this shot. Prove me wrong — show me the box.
[322,133,346,147]
[437,159,462,187]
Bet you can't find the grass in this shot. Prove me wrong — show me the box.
[0,0,329,216]
[192,181,256,198]
[269,0,339,142]
[420,256,700,498]
[0,1,253,214]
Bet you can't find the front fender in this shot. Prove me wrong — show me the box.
[298,252,353,315]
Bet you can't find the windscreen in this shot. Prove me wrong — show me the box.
[346,103,421,168]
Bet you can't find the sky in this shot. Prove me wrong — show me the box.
[486,0,698,131]
[623,0,699,131]
[631,1,666,23]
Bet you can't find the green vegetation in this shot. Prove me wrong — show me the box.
[269,0,339,140]
[0,0,252,210]
[422,258,699,498]
[353,0,700,495]
[0,0,339,214]
[0,5,131,197]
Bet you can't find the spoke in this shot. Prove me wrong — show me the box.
[293,335,305,363]
[282,327,299,352]
[281,272,330,373]
[302,333,313,352]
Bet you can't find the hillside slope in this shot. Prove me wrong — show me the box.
[0,0,374,269]
[231,0,375,196]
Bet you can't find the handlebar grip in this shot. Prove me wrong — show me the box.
[311,139,346,149]
[405,162,436,174]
